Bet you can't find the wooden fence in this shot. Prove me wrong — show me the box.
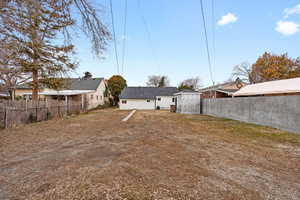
[0,99,86,128]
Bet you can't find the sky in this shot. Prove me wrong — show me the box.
[72,0,300,87]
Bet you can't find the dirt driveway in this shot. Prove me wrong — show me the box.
[1,109,300,200]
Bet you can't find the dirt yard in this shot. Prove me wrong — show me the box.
[1,109,300,200]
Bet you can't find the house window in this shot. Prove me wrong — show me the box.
[96,95,99,100]
[172,98,175,102]
[91,94,93,100]
[122,100,127,104]
[157,97,161,101]
[100,95,102,100]
[147,99,150,102]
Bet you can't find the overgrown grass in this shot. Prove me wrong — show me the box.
[182,114,300,144]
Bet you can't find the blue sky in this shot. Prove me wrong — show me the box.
[72,0,300,87]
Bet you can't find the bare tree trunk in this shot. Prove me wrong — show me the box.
[11,90,15,101]
[32,69,38,101]
[8,90,13,101]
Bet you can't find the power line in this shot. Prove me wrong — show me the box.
[199,0,214,85]
[121,0,128,75]
[137,0,161,74]
[109,0,120,75]
[211,0,216,75]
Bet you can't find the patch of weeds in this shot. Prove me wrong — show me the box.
[229,122,300,144]
[182,114,300,144]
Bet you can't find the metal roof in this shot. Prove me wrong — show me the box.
[119,87,179,99]
[233,78,300,96]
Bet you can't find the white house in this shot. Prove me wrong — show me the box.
[119,87,179,110]
[174,90,202,114]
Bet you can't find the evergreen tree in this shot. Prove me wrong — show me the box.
[83,72,93,79]
[0,0,110,100]
[1,0,76,100]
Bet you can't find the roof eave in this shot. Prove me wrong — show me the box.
[233,90,300,97]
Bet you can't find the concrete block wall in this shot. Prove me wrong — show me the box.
[202,96,300,134]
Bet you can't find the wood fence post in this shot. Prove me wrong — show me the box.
[58,104,60,117]
[45,98,48,120]
[81,94,84,111]
[65,95,68,116]
[36,102,38,122]
[4,107,7,129]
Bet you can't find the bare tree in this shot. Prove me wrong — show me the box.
[178,77,202,90]
[72,0,111,57]
[1,0,77,100]
[231,62,254,84]
[1,0,110,57]
[146,75,170,87]
[158,76,169,87]
[146,75,161,87]
[0,39,29,99]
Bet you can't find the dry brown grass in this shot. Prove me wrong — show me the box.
[1,109,300,200]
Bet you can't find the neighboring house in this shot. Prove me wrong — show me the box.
[199,81,247,98]
[119,87,179,110]
[0,91,10,100]
[233,77,300,97]
[15,78,109,110]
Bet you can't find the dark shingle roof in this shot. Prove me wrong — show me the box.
[179,89,197,92]
[65,78,104,90]
[119,87,179,99]
[17,78,104,90]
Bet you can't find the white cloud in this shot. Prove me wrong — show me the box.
[275,20,299,35]
[217,13,238,26]
[284,4,300,18]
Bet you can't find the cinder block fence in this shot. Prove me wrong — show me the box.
[202,96,300,134]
